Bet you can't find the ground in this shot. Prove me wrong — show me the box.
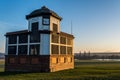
[0,59,120,80]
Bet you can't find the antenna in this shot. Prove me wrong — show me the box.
[71,20,73,34]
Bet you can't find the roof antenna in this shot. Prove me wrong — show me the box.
[71,20,73,35]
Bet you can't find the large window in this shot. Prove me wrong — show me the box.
[19,34,28,43]
[8,46,16,55]
[60,46,66,54]
[18,45,27,55]
[52,34,59,43]
[53,23,58,32]
[31,22,39,31]
[60,36,66,44]
[67,47,72,54]
[30,45,40,55]
[30,22,40,43]
[51,45,59,54]
[8,35,17,44]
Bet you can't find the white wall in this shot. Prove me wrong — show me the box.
[28,17,50,31]
[40,34,50,55]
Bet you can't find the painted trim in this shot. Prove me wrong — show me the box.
[5,37,8,55]
[27,35,30,55]
[16,36,19,55]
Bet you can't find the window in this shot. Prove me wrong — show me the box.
[30,45,40,55]
[30,33,40,43]
[31,22,39,31]
[67,47,72,54]
[67,38,72,45]
[53,23,58,32]
[43,18,50,25]
[30,22,40,43]
[51,45,59,54]
[18,45,27,55]
[60,36,66,44]
[60,46,66,54]
[52,34,59,43]
[19,34,28,43]
[8,35,17,44]
[8,46,16,55]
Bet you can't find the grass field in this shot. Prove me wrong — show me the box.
[0,60,120,80]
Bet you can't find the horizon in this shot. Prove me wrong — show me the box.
[0,0,120,53]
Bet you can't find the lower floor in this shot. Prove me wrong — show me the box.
[5,55,74,72]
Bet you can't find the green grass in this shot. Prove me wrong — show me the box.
[0,60,120,80]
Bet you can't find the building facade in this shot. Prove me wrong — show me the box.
[5,6,74,72]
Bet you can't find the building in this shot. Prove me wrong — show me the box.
[5,6,74,72]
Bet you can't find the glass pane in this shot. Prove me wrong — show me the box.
[60,46,66,54]
[30,45,40,55]
[19,34,28,43]
[60,36,66,44]
[8,35,17,44]
[31,22,39,31]
[67,47,72,54]
[67,38,72,45]
[18,45,27,55]
[8,46,16,55]
[52,34,59,43]
[53,23,58,32]
[30,33,40,43]
[51,45,59,54]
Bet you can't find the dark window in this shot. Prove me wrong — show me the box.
[60,36,66,44]
[8,35,17,44]
[52,34,59,43]
[8,46,16,55]
[18,45,27,55]
[31,22,39,31]
[67,47,72,54]
[19,34,28,43]
[30,45,40,55]
[51,45,59,54]
[30,22,40,43]
[53,23,58,32]
[30,33,40,43]
[60,46,66,54]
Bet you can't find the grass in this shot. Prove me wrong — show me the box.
[0,59,120,80]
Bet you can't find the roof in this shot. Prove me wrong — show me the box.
[5,30,29,36]
[5,30,74,38]
[26,6,62,20]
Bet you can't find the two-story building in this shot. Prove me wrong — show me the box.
[5,6,74,72]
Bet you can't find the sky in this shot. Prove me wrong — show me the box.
[0,0,120,53]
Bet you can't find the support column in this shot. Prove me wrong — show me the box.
[66,37,67,55]
[5,37,8,55]
[39,34,41,55]
[27,35,30,55]
[72,39,74,55]
[16,36,19,55]
[59,35,60,55]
